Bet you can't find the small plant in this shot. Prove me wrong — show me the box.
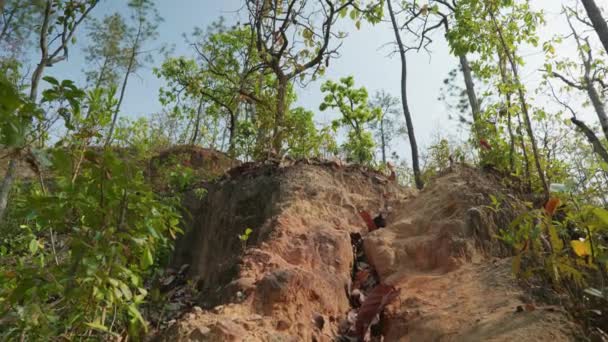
[238,228,253,251]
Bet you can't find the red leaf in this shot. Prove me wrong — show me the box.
[353,269,372,290]
[544,197,560,217]
[353,284,399,338]
[359,211,377,232]
[479,139,492,150]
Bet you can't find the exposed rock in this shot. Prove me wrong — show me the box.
[153,164,582,341]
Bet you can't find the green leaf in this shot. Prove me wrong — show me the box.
[128,303,147,331]
[593,208,608,225]
[29,238,39,254]
[85,322,110,333]
[141,247,154,269]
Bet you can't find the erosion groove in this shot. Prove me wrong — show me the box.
[154,162,581,341]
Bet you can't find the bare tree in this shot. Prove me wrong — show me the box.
[550,7,608,142]
[386,0,424,189]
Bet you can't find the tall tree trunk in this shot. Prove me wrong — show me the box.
[228,111,237,155]
[190,97,204,145]
[380,118,387,165]
[458,54,481,134]
[581,0,608,56]
[586,82,608,141]
[94,56,110,90]
[491,13,549,198]
[272,76,288,153]
[498,52,516,171]
[104,20,142,147]
[517,112,532,191]
[0,159,16,220]
[387,0,424,190]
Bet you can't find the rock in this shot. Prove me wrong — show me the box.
[208,320,247,340]
[312,313,325,330]
[276,319,291,331]
[188,326,211,341]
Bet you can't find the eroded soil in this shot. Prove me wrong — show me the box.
[152,162,582,341]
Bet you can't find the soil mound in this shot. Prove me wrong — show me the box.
[155,163,581,341]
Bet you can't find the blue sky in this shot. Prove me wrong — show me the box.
[38,1,579,161]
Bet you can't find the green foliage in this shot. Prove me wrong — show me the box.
[0,148,182,340]
[0,1,45,58]
[0,76,41,147]
[83,13,129,88]
[320,76,381,164]
[284,107,329,159]
[0,79,182,340]
[500,196,608,293]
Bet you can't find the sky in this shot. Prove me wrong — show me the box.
[35,0,594,161]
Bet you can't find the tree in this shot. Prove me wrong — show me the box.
[105,0,163,147]
[447,0,549,197]
[368,90,405,165]
[320,76,380,164]
[83,13,129,89]
[0,0,43,58]
[548,6,608,143]
[156,21,269,156]
[0,0,100,224]
[393,0,484,141]
[245,0,383,152]
[386,0,424,189]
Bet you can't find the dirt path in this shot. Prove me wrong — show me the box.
[154,163,581,341]
[363,168,580,341]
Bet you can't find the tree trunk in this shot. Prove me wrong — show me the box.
[513,64,549,198]
[387,0,424,190]
[498,52,516,171]
[458,54,481,134]
[516,113,532,191]
[0,159,16,221]
[228,111,237,155]
[190,97,204,145]
[571,116,608,164]
[586,82,608,141]
[94,56,110,90]
[272,77,288,154]
[491,13,549,198]
[380,118,387,165]
[581,0,608,56]
[104,20,142,147]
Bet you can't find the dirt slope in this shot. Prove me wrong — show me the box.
[155,163,581,341]
[365,169,579,341]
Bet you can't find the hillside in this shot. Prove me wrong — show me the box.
[150,162,582,341]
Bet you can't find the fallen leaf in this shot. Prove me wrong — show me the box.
[544,197,560,217]
[353,284,399,338]
[359,211,377,232]
[571,240,592,257]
